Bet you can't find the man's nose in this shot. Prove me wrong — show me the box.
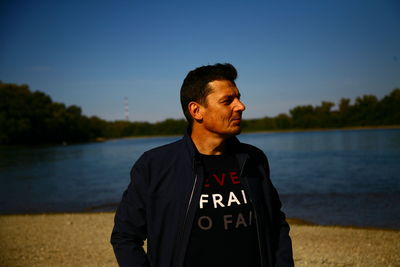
[235,99,246,112]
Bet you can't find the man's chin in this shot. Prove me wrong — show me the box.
[226,127,242,136]
[233,127,242,135]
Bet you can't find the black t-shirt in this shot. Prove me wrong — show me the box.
[184,153,261,267]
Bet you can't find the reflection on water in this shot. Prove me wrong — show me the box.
[1,129,399,229]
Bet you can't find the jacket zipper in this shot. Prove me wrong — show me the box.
[184,174,197,223]
[184,158,199,228]
[239,156,265,267]
[175,159,199,267]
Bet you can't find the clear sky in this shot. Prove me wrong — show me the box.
[1,0,399,122]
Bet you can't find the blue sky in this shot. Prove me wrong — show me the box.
[1,0,399,122]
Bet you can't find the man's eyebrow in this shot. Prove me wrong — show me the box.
[219,93,241,101]
[228,92,241,99]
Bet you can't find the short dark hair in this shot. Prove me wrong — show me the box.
[180,63,238,125]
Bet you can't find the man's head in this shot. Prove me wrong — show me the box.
[180,63,238,125]
[180,63,245,137]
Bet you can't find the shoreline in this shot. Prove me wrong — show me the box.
[1,211,398,231]
[1,125,398,148]
[95,124,400,143]
[285,218,400,232]
[1,212,399,266]
[241,124,400,134]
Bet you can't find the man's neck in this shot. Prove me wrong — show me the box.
[190,126,230,155]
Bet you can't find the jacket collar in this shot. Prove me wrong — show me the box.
[182,128,197,159]
[182,128,249,173]
[182,127,246,158]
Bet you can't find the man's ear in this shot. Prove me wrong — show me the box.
[188,101,203,122]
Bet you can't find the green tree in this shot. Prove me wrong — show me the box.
[352,95,379,125]
[315,101,335,128]
[379,88,400,125]
[290,105,316,128]
[275,113,292,129]
[338,98,351,126]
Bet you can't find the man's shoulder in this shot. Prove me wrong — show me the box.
[142,137,186,159]
[236,141,268,162]
[238,141,263,152]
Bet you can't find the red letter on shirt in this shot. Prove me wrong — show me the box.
[229,172,240,184]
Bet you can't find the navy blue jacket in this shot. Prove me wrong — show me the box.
[111,132,294,267]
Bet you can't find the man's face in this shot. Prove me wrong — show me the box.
[199,79,246,137]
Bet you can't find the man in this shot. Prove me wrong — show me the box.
[111,63,294,267]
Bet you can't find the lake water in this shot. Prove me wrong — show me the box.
[1,129,399,229]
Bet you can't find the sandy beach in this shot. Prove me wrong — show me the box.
[0,212,399,267]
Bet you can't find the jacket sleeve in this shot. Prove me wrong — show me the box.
[272,186,294,267]
[111,154,150,267]
[259,149,294,267]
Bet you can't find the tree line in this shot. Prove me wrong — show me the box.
[242,89,400,132]
[0,81,399,145]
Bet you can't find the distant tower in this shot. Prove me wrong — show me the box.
[124,96,129,121]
